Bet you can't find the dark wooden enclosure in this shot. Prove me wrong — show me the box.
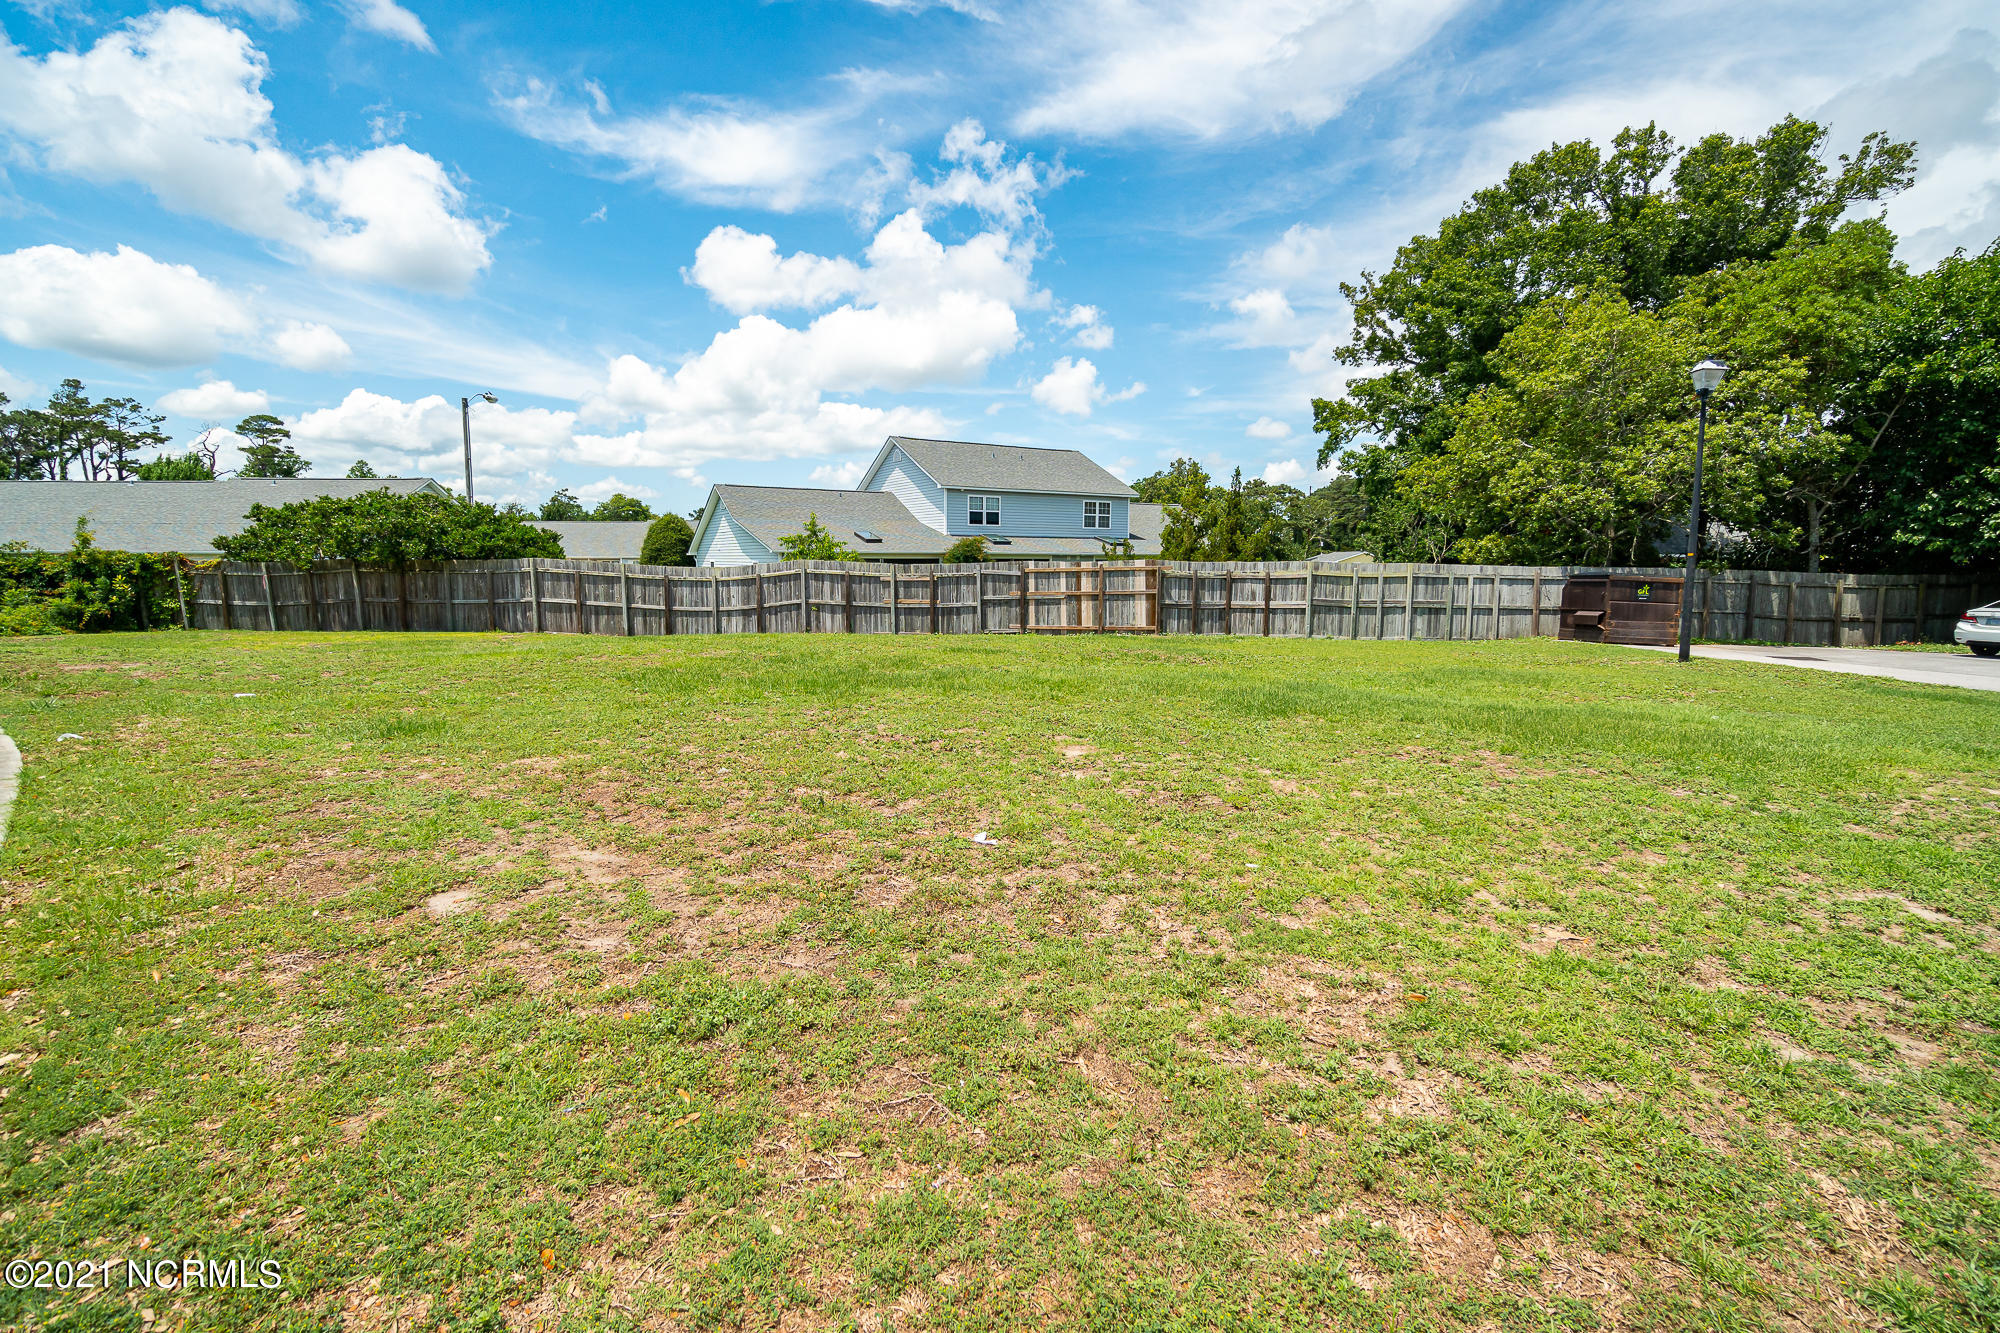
[1558,573,1685,646]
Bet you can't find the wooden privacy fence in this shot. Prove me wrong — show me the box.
[183,558,1999,646]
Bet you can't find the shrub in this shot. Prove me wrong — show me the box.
[641,513,695,566]
[212,491,563,567]
[0,523,181,635]
[943,536,987,564]
[777,513,854,561]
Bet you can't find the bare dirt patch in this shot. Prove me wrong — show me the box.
[1350,1199,1500,1283]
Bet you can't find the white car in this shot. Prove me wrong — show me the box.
[1956,602,2000,657]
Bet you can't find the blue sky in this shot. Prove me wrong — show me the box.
[2,0,1997,516]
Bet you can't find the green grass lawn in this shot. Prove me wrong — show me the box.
[1,631,1996,1333]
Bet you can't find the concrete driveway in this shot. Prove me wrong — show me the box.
[1636,643,2000,692]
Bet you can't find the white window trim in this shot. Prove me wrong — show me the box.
[968,494,1001,526]
[1083,499,1111,530]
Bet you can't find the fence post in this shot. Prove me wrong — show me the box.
[800,563,812,634]
[1262,568,1272,636]
[753,567,765,633]
[1375,574,1387,640]
[662,570,675,636]
[172,556,188,630]
[530,560,542,634]
[485,566,498,632]
[975,568,986,634]
[709,568,720,633]
[303,561,321,630]
[1698,573,1711,641]
[218,568,232,631]
[1912,580,1926,642]
[1490,573,1502,639]
[1782,580,1796,644]
[1304,568,1317,638]
[890,568,899,635]
[349,561,364,631]
[1529,570,1542,637]
[1017,566,1027,633]
[1830,577,1845,647]
[843,568,853,633]
[1871,582,1886,646]
[1741,571,1756,641]
[620,566,632,636]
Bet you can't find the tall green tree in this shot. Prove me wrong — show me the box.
[539,489,588,520]
[236,414,310,477]
[345,459,379,478]
[639,512,695,566]
[589,493,654,521]
[1838,242,2000,569]
[1314,116,1916,559]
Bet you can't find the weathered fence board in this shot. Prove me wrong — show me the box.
[183,558,1998,647]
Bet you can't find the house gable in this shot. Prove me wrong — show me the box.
[860,442,946,530]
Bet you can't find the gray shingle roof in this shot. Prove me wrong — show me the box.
[885,437,1136,498]
[531,521,652,561]
[0,478,449,556]
[713,486,957,556]
[1127,502,1164,555]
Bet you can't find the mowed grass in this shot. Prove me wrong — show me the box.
[1,630,1997,1333]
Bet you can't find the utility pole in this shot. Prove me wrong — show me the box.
[459,391,497,502]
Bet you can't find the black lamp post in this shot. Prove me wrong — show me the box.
[1677,359,1728,661]
[460,391,497,502]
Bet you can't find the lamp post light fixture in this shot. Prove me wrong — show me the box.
[1677,359,1728,662]
[460,391,497,502]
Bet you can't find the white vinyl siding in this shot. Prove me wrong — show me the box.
[943,490,1129,539]
[863,444,946,530]
[692,502,777,566]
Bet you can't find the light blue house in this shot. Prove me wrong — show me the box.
[689,436,1162,565]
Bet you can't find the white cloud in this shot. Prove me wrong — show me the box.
[1227,287,1300,347]
[201,0,303,25]
[338,0,435,51]
[0,244,257,367]
[1030,357,1146,417]
[685,226,865,315]
[269,320,353,371]
[0,366,38,400]
[1246,416,1291,440]
[493,77,858,212]
[907,119,1071,230]
[1014,0,1470,141]
[0,10,491,292]
[287,389,585,486]
[1260,458,1307,484]
[808,460,867,488]
[157,380,269,419]
[574,475,658,503]
[1060,303,1114,349]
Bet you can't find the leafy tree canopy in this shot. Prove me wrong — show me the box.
[776,513,854,561]
[346,459,379,478]
[640,512,695,566]
[539,489,588,520]
[590,493,654,521]
[1,379,169,480]
[136,452,215,480]
[236,414,310,478]
[213,491,563,567]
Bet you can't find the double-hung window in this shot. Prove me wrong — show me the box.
[1083,500,1112,530]
[968,495,1002,526]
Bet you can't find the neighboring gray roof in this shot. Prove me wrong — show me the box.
[882,437,1137,498]
[532,521,651,561]
[1127,502,1164,555]
[712,486,957,556]
[1311,550,1374,564]
[0,478,449,555]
